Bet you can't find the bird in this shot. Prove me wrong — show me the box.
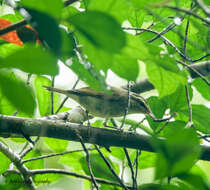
[43,85,156,121]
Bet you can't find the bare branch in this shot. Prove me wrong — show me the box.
[0,141,35,189]
[1,115,210,161]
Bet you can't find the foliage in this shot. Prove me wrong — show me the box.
[0,0,210,189]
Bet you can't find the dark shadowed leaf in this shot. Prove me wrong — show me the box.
[68,11,126,53]
[24,9,62,54]
[21,0,63,19]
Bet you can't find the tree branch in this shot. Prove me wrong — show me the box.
[126,61,210,93]
[5,168,132,189]
[1,115,210,161]
[0,141,35,189]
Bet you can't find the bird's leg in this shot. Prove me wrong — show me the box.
[85,110,91,127]
[85,110,92,139]
[150,112,176,122]
[103,118,118,129]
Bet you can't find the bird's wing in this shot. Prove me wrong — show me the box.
[67,87,106,98]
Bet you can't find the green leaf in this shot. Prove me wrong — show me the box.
[178,173,210,190]
[147,96,167,119]
[4,173,24,189]
[69,57,107,91]
[23,149,44,169]
[122,34,149,61]
[110,33,150,81]
[181,105,210,134]
[0,152,10,173]
[193,78,210,101]
[1,13,24,23]
[159,121,186,137]
[34,76,59,116]
[80,153,119,181]
[21,0,63,19]
[75,33,113,73]
[128,0,164,9]
[44,137,68,152]
[133,151,156,169]
[60,151,84,172]
[153,128,201,179]
[0,43,22,58]
[85,0,131,23]
[62,6,80,20]
[0,71,36,115]
[146,96,168,131]
[109,147,125,160]
[139,183,182,190]
[145,59,187,97]
[0,89,16,115]
[68,11,126,53]
[0,45,58,76]
[203,0,210,5]
[111,54,139,81]
[162,85,190,113]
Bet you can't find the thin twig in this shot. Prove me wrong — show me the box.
[155,120,170,134]
[55,97,68,114]
[195,0,210,16]
[27,168,132,189]
[163,5,210,25]
[198,133,210,143]
[183,2,194,129]
[0,141,35,189]
[148,23,176,43]
[123,27,210,63]
[27,74,32,85]
[120,82,131,129]
[183,12,191,56]
[22,148,95,163]
[64,0,80,6]
[176,59,210,85]
[19,142,30,156]
[185,85,193,128]
[55,78,79,114]
[123,27,193,62]
[77,134,99,190]
[192,54,210,62]
[0,19,27,36]
[20,137,40,159]
[51,77,55,115]
[94,145,129,190]
[200,134,210,139]
[153,113,176,122]
[134,150,141,184]
[123,148,137,190]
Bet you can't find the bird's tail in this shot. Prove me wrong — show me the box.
[43,86,69,96]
